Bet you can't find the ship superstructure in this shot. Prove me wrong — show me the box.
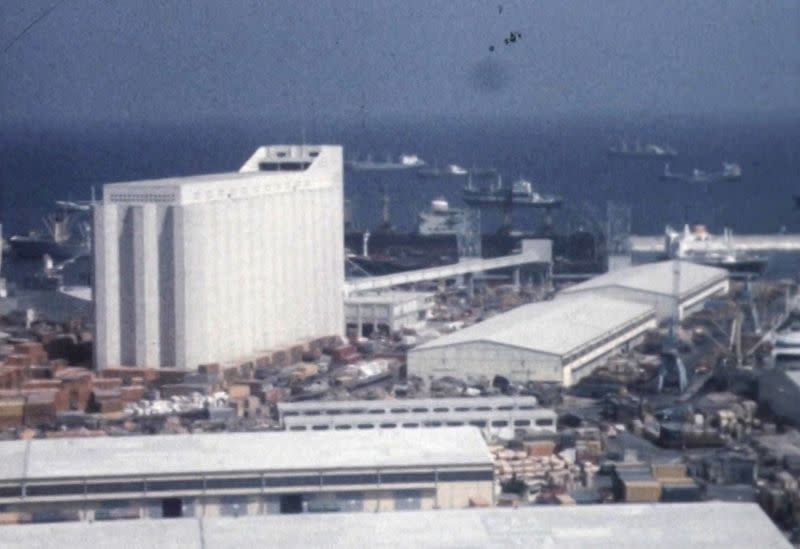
[8,201,92,260]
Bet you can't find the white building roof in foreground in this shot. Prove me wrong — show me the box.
[561,260,728,299]
[413,293,654,357]
[0,503,789,549]
[0,427,490,481]
[102,145,341,205]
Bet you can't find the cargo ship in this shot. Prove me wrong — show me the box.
[463,177,562,208]
[8,201,92,260]
[608,139,677,158]
[346,227,605,277]
[664,224,767,274]
[345,154,426,171]
[659,163,742,184]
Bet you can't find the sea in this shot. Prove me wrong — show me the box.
[1,113,799,280]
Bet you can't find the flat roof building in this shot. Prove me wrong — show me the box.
[344,290,435,337]
[0,428,493,521]
[0,503,789,548]
[277,396,557,433]
[93,145,344,370]
[408,293,657,386]
[560,260,729,321]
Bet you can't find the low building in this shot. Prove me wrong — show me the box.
[559,260,729,320]
[344,290,435,336]
[277,396,556,433]
[0,502,789,548]
[0,428,492,522]
[408,294,657,386]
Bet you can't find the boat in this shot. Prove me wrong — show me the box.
[417,198,469,236]
[463,176,562,208]
[8,201,92,260]
[417,163,469,178]
[608,139,677,158]
[664,224,767,274]
[345,154,426,171]
[660,163,742,184]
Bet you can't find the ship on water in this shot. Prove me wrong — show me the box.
[659,162,742,184]
[417,197,469,235]
[608,139,677,158]
[8,201,92,260]
[416,162,469,178]
[463,176,562,208]
[664,224,767,274]
[345,193,602,276]
[345,153,426,171]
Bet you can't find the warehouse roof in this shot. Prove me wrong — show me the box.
[560,260,728,299]
[0,427,490,481]
[0,503,789,548]
[412,293,654,358]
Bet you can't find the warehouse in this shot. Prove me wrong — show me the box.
[277,396,557,433]
[560,260,729,321]
[0,503,789,548]
[0,428,492,522]
[408,293,657,386]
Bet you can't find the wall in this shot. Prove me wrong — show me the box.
[408,341,563,384]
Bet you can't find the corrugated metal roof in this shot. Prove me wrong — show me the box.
[560,260,727,298]
[0,503,789,549]
[412,293,654,358]
[0,427,490,481]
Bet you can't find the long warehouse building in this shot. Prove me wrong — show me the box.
[277,396,557,433]
[560,260,729,321]
[93,145,344,370]
[408,293,657,386]
[0,503,789,549]
[0,428,493,522]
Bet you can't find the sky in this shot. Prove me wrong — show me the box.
[1,0,798,124]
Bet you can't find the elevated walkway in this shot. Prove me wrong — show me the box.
[344,252,550,296]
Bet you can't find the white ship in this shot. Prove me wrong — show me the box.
[609,139,677,158]
[346,154,426,171]
[417,163,469,178]
[664,224,767,274]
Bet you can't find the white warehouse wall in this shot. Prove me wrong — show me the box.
[93,145,343,370]
[408,341,564,384]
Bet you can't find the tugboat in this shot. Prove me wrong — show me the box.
[8,201,91,260]
[664,224,767,274]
